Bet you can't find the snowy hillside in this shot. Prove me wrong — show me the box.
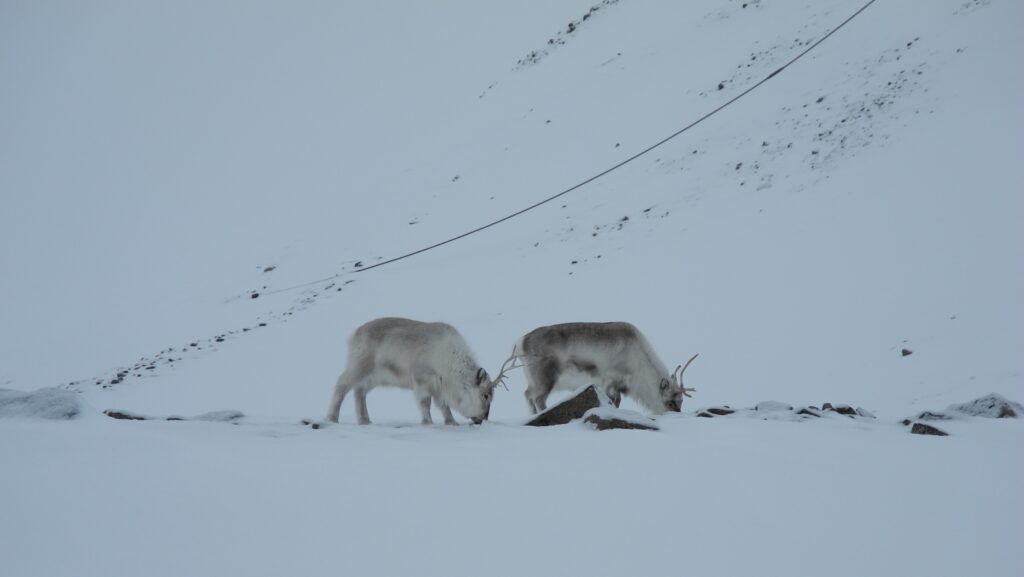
[2,1,1022,576]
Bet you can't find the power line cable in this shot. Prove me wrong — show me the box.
[273,0,879,287]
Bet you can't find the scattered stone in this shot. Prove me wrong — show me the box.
[526,385,606,427]
[796,407,821,417]
[949,393,1022,418]
[911,422,949,436]
[583,408,659,431]
[104,408,244,423]
[104,409,148,421]
[901,348,913,357]
[914,410,952,421]
[697,406,735,418]
[822,404,857,416]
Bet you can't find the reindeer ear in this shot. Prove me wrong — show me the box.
[476,368,488,386]
[659,378,670,391]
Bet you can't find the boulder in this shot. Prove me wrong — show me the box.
[104,408,245,423]
[696,406,735,418]
[948,394,1022,418]
[824,404,857,416]
[914,410,952,421]
[526,385,606,427]
[911,422,949,436]
[104,409,148,421]
[582,408,659,431]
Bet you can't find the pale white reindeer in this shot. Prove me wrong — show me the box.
[512,322,698,414]
[326,317,517,425]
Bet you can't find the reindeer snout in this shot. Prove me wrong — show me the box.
[471,417,484,425]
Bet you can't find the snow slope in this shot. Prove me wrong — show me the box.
[2,1,1022,575]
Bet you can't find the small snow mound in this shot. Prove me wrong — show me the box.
[948,393,1023,418]
[193,410,245,422]
[754,401,793,412]
[0,387,82,420]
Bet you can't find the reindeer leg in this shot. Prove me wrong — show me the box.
[525,357,557,414]
[326,374,352,423]
[524,391,539,414]
[605,386,623,408]
[433,393,458,425]
[413,375,436,425]
[328,358,373,424]
[604,378,626,408]
[417,394,434,425]
[353,388,371,425]
[532,392,551,413]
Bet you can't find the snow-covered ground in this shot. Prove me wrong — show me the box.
[2,1,1021,575]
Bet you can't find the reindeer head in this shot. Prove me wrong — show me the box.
[456,351,524,424]
[659,353,698,412]
[450,368,498,425]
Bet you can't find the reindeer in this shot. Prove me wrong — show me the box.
[512,322,697,414]
[325,317,516,425]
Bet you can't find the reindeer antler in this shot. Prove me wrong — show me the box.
[492,347,526,391]
[677,353,699,397]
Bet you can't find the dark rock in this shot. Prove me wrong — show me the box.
[901,419,912,426]
[697,406,735,418]
[584,413,658,431]
[526,385,604,427]
[796,407,821,417]
[824,404,857,416]
[251,292,260,299]
[949,394,1023,418]
[911,422,949,436]
[104,409,148,421]
[901,348,913,356]
[915,410,952,421]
